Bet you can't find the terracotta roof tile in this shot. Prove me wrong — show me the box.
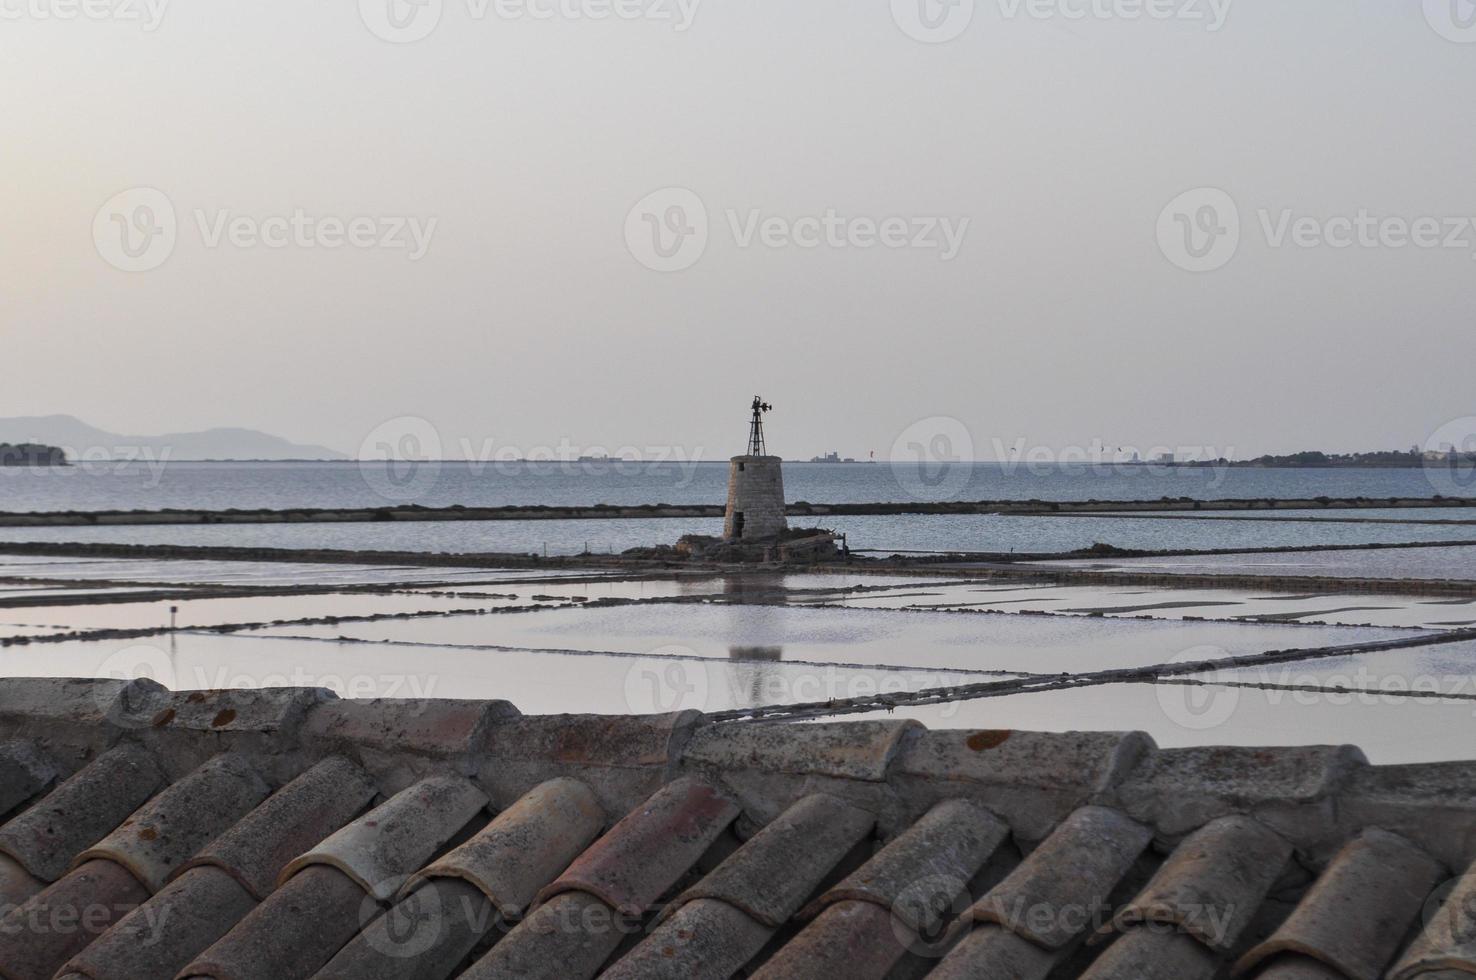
[683,719,920,782]
[929,923,1067,980]
[533,776,739,918]
[278,774,487,901]
[178,755,378,900]
[1080,928,1219,980]
[44,757,376,980]
[802,797,1009,936]
[1100,814,1292,952]
[3,679,1476,979]
[894,729,1153,843]
[1388,862,1476,979]
[601,897,775,980]
[57,865,255,980]
[1241,828,1446,980]
[315,877,495,980]
[74,753,268,893]
[188,774,487,980]
[749,900,914,980]
[459,890,630,980]
[146,686,326,737]
[1339,760,1476,871]
[0,677,159,755]
[477,710,700,817]
[0,858,149,980]
[303,696,518,762]
[180,864,368,980]
[662,792,874,928]
[0,853,41,907]
[0,743,164,882]
[961,805,1152,950]
[597,793,876,978]
[1254,956,1355,979]
[0,741,56,817]
[1114,744,1367,845]
[402,776,604,917]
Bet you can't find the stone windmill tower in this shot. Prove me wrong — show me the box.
[724,396,788,541]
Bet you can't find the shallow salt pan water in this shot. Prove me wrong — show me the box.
[244,603,1406,675]
[837,673,1476,766]
[1197,638,1476,688]
[0,633,1002,715]
[0,591,542,635]
[824,582,1475,630]
[0,556,601,588]
[1040,544,1476,582]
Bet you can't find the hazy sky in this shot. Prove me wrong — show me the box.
[3,1,1473,461]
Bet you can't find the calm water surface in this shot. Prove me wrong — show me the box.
[3,461,1472,512]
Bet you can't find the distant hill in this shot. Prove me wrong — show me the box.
[0,415,347,461]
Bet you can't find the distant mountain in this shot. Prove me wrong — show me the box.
[0,415,347,461]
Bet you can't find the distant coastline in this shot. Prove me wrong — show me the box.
[1159,451,1476,469]
[0,444,68,467]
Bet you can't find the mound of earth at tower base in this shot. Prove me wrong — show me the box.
[620,528,844,564]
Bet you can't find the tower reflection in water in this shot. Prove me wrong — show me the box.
[727,646,785,708]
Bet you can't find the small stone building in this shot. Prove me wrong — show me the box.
[723,397,788,541]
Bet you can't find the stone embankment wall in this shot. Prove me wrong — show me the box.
[4,496,1475,528]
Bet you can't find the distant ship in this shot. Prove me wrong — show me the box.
[809,451,874,464]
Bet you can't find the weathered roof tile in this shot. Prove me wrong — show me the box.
[1101,814,1291,952]
[1,676,1474,980]
[1254,956,1354,979]
[1241,828,1445,980]
[964,805,1151,950]
[0,858,150,980]
[0,740,57,816]
[1387,862,1476,980]
[601,897,775,980]
[683,719,920,782]
[0,677,161,752]
[180,864,368,980]
[534,776,739,918]
[74,753,268,893]
[279,774,487,902]
[930,923,1067,980]
[303,695,518,760]
[315,877,496,980]
[1339,760,1476,871]
[1114,745,1366,845]
[664,792,874,927]
[1080,929,1219,980]
[459,891,630,980]
[403,776,604,917]
[478,710,700,816]
[146,686,328,736]
[750,900,915,980]
[58,865,256,980]
[0,742,164,882]
[178,755,378,900]
[803,797,1009,936]
[894,729,1153,842]
[0,851,41,907]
